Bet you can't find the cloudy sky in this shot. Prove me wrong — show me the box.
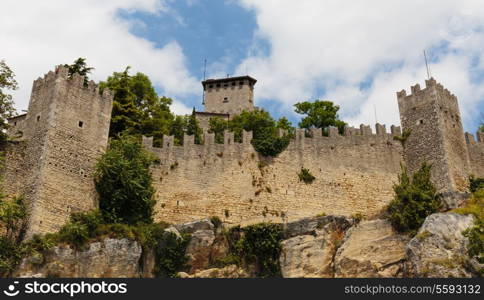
[2,0,484,132]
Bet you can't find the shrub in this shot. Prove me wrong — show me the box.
[387,163,441,236]
[463,219,483,264]
[58,223,89,248]
[298,167,315,184]
[210,216,222,229]
[225,223,283,277]
[95,134,156,224]
[469,176,484,193]
[154,232,190,278]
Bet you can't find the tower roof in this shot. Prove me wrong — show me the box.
[202,75,257,87]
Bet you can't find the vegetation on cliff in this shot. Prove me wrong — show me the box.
[454,185,484,265]
[218,223,283,277]
[95,134,156,224]
[387,163,441,236]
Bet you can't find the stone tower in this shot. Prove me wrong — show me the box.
[202,76,257,115]
[6,65,113,236]
[397,78,471,196]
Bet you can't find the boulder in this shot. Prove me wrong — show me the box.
[284,215,352,238]
[334,219,409,277]
[185,230,216,273]
[279,216,350,278]
[406,213,477,277]
[15,239,142,278]
[176,219,214,234]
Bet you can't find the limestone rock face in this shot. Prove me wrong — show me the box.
[185,229,216,273]
[15,239,142,278]
[178,265,249,278]
[279,216,352,278]
[176,219,214,234]
[406,213,477,277]
[334,219,409,278]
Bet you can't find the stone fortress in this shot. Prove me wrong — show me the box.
[2,65,483,237]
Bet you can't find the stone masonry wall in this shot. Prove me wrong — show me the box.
[2,66,112,236]
[144,125,404,225]
[465,132,484,178]
[203,78,254,115]
[397,78,471,193]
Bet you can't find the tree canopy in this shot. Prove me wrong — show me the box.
[294,100,346,134]
[0,60,18,143]
[94,134,156,224]
[64,58,94,86]
[208,109,291,157]
[99,67,175,147]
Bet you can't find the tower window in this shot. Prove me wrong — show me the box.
[223,97,229,103]
[36,116,40,122]
[14,122,17,126]
[78,121,84,128]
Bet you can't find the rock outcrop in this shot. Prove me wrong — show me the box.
[279,216,352,278]
[15,239,142,278]
[334,219,409,277]
[13,213,480,278]
[406,213,478,277]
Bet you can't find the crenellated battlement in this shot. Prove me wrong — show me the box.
[465,131,484,144]
[142,123,403,168]
[397,78,459,114]
[31,65,112,101]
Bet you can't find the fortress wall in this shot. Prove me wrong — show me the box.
[2,66,112,236]
[145,125,404,225]
[465,132,484,178]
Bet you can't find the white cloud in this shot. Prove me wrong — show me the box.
[0,0,198,115]
[236,0,484,132]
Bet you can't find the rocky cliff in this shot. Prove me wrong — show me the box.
[14,213,482,278]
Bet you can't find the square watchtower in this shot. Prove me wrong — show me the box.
[202,76,256,115]
[397,78,471,195]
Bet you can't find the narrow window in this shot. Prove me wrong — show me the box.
[36,116,40,122]
[216,83,221,88]
[14,122,17,126]
[232,82,236,86]
[78,121,84,128]
[239,81,244,85]
[209,84,213,88]
[223,97,229,103]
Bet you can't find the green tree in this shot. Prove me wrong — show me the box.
[209,116,229,144]
[276,117,293,131]
[94,134,156,224]
[229,110,290,157]
[387,163,441,236]
[64,58,94,86]
[294,100,347,134]
[479,124,484,133]
[0,60,18,143]
[169,115,187,146]
[100,67,175,146]
[186,109,203,144]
